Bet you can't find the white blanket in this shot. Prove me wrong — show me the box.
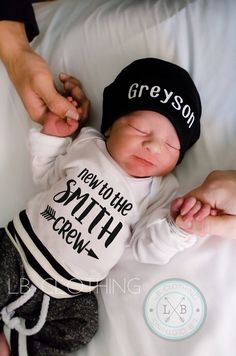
[0,0,236,355]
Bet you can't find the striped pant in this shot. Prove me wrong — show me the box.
[0,229,98,356]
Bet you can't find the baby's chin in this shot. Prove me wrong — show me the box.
[124,165,163,178]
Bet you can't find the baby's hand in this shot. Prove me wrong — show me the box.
[59,73,90,127]
[171,196,218,236]
[41,73,90,137]
[41,96,79,137]
[171,196,217,222]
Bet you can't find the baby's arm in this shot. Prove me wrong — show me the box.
[130,174,197,265]
[29,75,89,189]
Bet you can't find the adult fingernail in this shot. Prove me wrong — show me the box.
[66,110,79,120]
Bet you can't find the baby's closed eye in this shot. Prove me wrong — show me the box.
[128,124,148,135]
[166,142,180,150]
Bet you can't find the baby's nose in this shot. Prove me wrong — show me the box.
[143,140,161,154]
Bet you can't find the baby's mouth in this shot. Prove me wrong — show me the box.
[133,156,155,167]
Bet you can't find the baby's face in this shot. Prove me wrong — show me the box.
[106,111,180,178]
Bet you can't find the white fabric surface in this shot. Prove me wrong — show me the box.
[0,0,236,355]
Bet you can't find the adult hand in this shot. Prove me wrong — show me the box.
[0,21,89,124]
[171,170,236,238]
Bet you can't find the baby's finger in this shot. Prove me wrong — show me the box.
[59,73,90,123]
[182,201,202,222]
[170,197,184,219]
[70,85,88,103]
[63,81,79,93]
[194,204,211,221]
[60,74,85,101]
[79,99,90,122]
[73,100,78,107]
[59,73,82,87]
[65,84,89,116]
[66,118,80,133]
[61,78,83,96]
[66,96,78,108]
[179,196,197,216]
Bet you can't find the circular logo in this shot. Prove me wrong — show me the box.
[144,278,206,341]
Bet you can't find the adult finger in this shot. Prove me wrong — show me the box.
[44,88,79,121]
[176,214,236,239]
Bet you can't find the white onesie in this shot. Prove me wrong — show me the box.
[6,127,196,298]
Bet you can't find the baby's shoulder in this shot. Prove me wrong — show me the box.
[72,126,104,145]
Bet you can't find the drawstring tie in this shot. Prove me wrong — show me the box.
[0,285,50,336]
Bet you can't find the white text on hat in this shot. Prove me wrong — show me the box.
[128,83,195,128]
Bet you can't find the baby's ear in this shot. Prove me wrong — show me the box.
[104,128,111,138]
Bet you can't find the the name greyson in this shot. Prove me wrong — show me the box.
[128,82,195,128]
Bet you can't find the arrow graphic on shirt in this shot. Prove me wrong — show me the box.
[41,205,56,221]
[40,205,99,259]
[85,248,99,259]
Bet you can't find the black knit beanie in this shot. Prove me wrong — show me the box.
[101,58,201,164]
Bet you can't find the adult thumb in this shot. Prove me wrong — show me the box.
[176,215,236,239]
[45,90,79,120]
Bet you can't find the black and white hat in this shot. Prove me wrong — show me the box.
[101,58,202,163]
